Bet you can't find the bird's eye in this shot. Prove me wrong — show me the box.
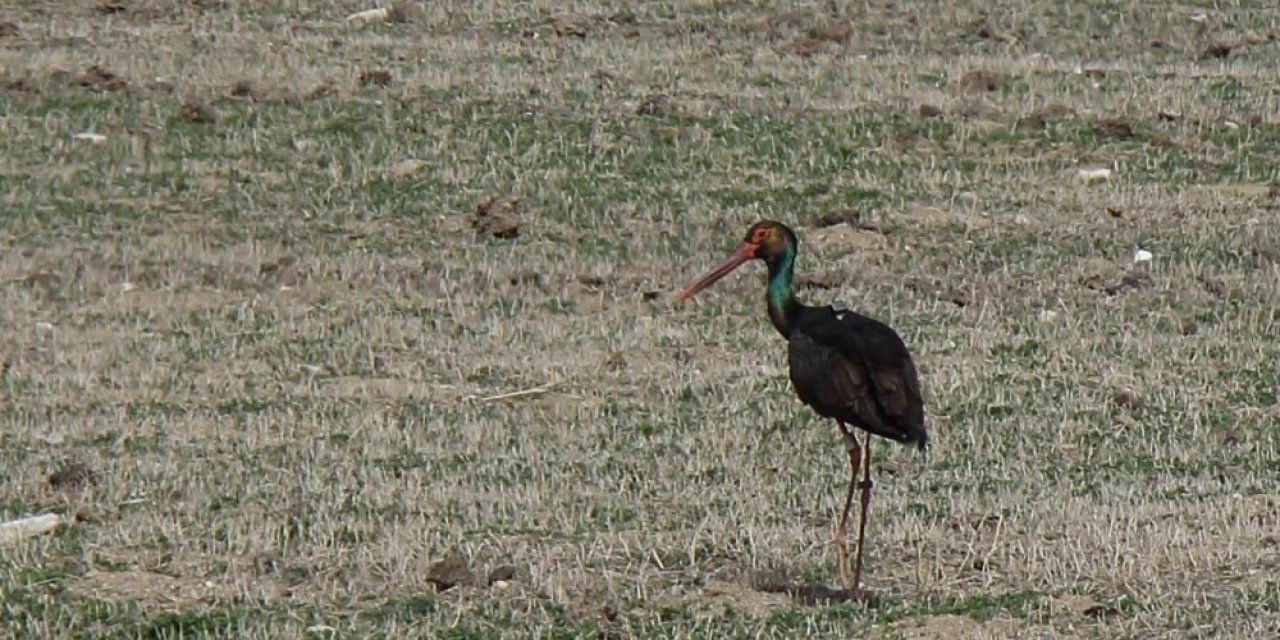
[753,229,768,243]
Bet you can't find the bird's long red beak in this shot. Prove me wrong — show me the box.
[674,242,756,303]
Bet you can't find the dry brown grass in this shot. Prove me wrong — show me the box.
[1,0,1279,637]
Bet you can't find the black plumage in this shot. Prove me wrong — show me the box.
[676,220,928,601]
[787,307,928,451]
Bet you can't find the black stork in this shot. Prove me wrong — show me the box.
[675,220,928,600]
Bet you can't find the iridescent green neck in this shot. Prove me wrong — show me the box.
[766,244,799,337]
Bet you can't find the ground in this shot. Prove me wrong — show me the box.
[1,1,1279,638]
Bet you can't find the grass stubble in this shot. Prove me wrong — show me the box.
[1,0,1279,638]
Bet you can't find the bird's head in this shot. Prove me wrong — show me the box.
[675,220,796,303]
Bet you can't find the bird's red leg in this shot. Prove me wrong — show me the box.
[850,433,874,600]
[834,421,861,592]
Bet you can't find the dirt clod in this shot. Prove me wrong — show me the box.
[604,351,626,371]
[1216,429,1245,445]
[1202,42,1236,59]
[49,461,99,490]
[386,0,424,23]
[259,255,297,277]
[307,80,338,100]
[552,13,591,38]
[918,103,944,118]
[2,78,32,93]
[93,1,126,14]
[1113,387,1143,410]
[145,80,174,95]
[970,19,1018,43]
[816,208,864,228]
[358,69,393,88]
[1095,117,1134,139]
[960,70,1001,94]
[578,275,610,289]
[636,93,678,117]
[593,69,628,88]
[180,99,217,124]
[388,159,425,183]
[507,270,542,287]
[1202,277,1227,298]
[782,20,852,57]
[473,195,522,239]
[1077,260,1152,296]
[427,555,476,591]
[747,567,793,593]
[1017,103,1075,130]
[230,78,273,102]
[22,269,61,287]
[74,65,127,92]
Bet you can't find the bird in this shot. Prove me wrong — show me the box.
[674,220,928,601]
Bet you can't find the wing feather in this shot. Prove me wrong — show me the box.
[787,308,927,448]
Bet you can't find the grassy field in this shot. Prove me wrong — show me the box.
[2,0,1279,637]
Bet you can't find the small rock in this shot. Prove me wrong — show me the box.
[345,7,390,23]
[486,565,517,586]
[72,132,107,144]
[1077,167,1112,183]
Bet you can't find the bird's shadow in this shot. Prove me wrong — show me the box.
[747,568,882,608]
